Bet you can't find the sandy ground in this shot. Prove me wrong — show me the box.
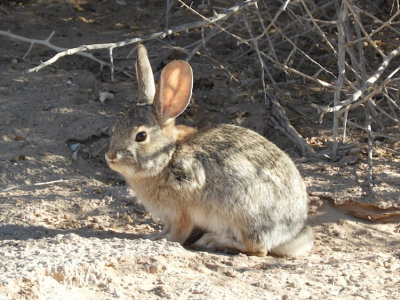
[1,1,400,299]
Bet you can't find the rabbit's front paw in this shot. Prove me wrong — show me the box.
[144,224,171,241]
[193,232,219,249]
[144,231,167,241]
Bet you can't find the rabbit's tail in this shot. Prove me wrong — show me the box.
[270,225,314,257]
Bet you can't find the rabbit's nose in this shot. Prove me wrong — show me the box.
[105,151,117,161]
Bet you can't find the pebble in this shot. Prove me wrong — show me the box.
[10,155,25,162]
[193,265,210,274]
[89,223,99,230]
[93,188,102,194]
[99,91,114,103]
[69,143,80,151]
[222,259,234,266]
[150,285,171,299]
[338,220,349,226]
[123,214,133,223]
[146,262,164,274]
[223,270,236,278]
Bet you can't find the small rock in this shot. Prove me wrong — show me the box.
[383,261,392,269]
[150,286,171,299]
[222,259,234,266]
[93,188,102,194]
[123,214,133,223]
[147,262,164,274]
[204,262,219,271]
[89,223,99,230]
[10,155,25,162]
[104,196,113,205]
[99,91,114,103]
[223,270,236,278]
[337,219,349,226]
[69,143,80,151]
[10,156,20,162]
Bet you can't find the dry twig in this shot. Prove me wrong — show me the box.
[0,0,256,74]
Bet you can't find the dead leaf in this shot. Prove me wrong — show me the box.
[310,193,400,223]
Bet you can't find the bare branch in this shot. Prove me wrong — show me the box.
[313,46,400,115]
[0,29,134,78]
[332,0,347,159]
[0,0,257,74]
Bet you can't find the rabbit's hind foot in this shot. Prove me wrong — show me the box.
[192,232,267,256]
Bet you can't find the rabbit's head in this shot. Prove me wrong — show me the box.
[105,44,193,178]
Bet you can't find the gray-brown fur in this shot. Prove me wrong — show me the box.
[106,45,314,257]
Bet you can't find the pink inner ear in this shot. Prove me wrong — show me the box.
[163,68,181,111]
[159,61,192,119]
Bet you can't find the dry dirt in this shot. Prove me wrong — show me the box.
[1,1,400,299]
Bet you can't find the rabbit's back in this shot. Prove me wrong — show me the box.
[171,124,307,205]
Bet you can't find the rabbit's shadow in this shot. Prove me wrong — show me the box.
[0,223,141,242]
[0,223,239,257]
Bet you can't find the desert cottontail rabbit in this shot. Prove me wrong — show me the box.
[106,44,313,257]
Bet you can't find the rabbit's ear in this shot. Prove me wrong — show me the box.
[136,44,156,104]
[154,60,193,121]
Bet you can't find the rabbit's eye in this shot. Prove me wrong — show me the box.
[135,131,147,142]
